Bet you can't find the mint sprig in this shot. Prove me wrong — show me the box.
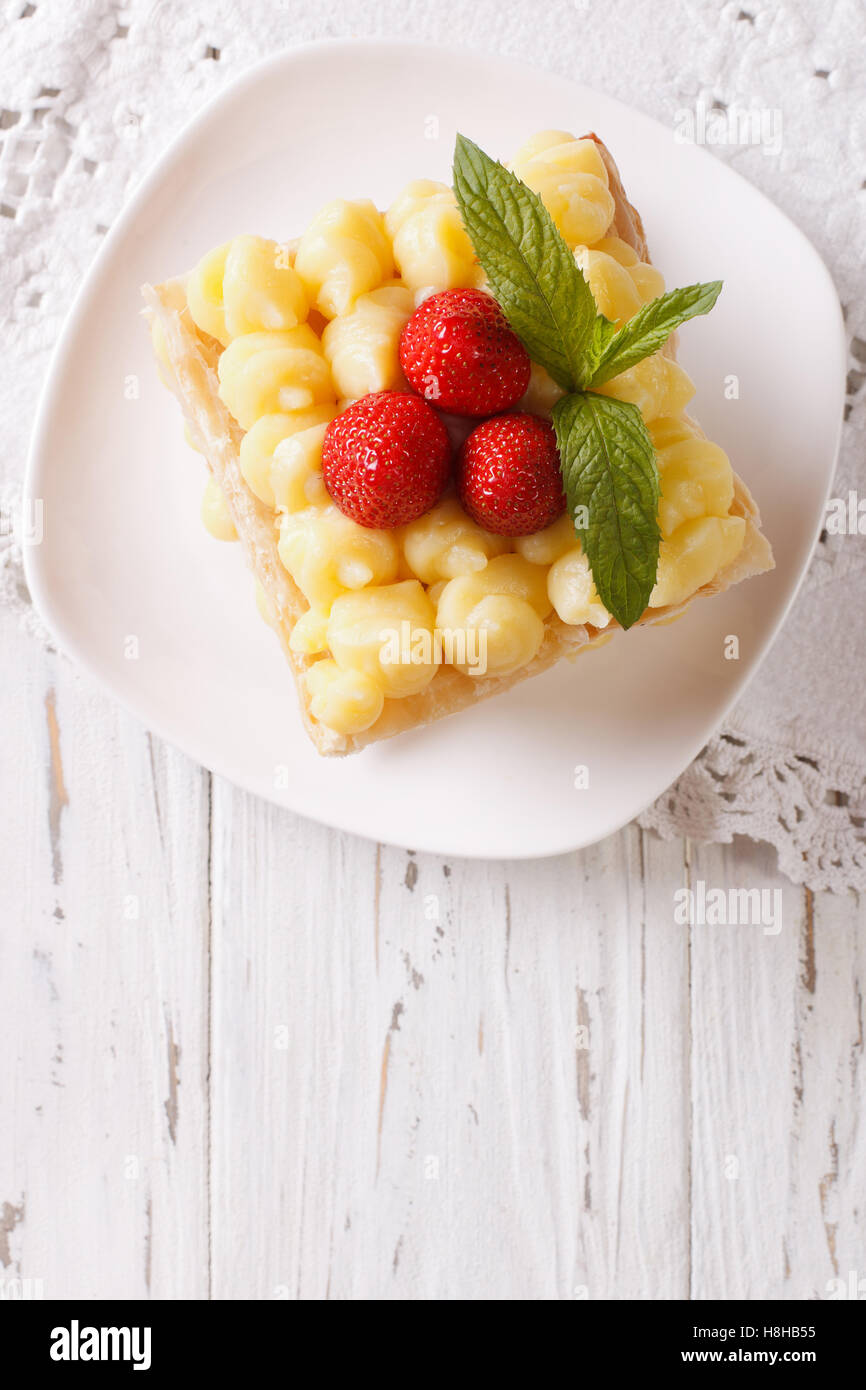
[452,134,723,628]
[453,134,599,390]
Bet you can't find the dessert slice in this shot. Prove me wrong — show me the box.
[143,131,773,756]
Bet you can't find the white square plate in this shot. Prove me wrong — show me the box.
[24,40,844,859]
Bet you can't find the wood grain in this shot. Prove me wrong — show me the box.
[0,614,209,1299]
[1,612,863,1300]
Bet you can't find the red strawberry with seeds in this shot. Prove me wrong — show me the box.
[399,288,531,417]
[456,412,566,536]
[322,391,452,529]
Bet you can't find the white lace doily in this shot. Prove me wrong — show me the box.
[2,0,864,891]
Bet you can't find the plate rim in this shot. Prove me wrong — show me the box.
[22,37,846,859]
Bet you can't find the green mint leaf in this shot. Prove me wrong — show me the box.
[588,281,723,388]
[453,133,598,390]
[451,133,723,627]
[589,311,618,368]
[553,391,660,630]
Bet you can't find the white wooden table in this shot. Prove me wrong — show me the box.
[2,606,863,1301]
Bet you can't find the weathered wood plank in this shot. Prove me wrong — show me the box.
[688,835,866,1299]
[207,785,380,1300]
[0,615,210,1299]
[357,827,691,1300]
[783,881,866,1299]
[208,815,691,1300]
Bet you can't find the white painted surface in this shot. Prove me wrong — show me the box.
[1,606,863,1300]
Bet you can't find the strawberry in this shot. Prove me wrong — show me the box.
[456,412,566,536]
[399,288,531,417]
[322,391,452,529]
